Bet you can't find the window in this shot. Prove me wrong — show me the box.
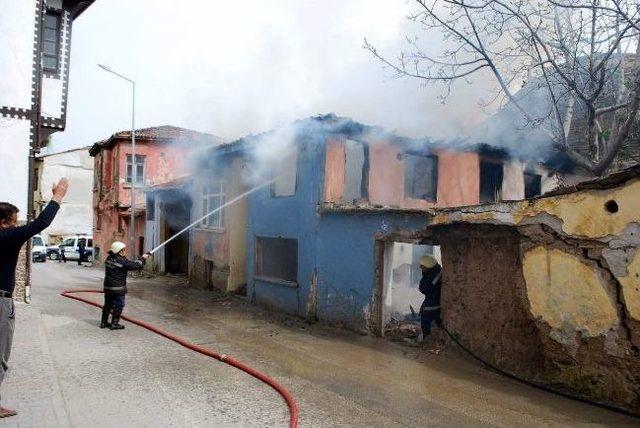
[255,237,298,283]
[88,239,93,247]
[404,153,438,201]
[524,172,542,199]
[272,148,297,197]
[343,140,367,202]
[146,194,155,221]
[202,181,226,228]
[61,238,75,247]
[126,154,146,184]
[480,161,504,203]
[32,236,44,247]
[42,11,61,72]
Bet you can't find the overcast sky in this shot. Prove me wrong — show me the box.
[51,0,492,152]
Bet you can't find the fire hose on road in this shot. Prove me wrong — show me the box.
[60,289,300,428]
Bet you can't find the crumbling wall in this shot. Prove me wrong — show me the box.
[435,225,546,379]
[429,172,640,414]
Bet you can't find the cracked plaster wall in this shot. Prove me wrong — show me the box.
[429,175,640,414]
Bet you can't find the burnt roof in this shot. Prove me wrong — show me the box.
[89,125,223,156]
[543,162,640,196]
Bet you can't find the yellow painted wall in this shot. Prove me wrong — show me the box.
[227,156,248,291]
[523,246,618,336]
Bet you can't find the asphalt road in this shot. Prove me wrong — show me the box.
[1,261,637,427]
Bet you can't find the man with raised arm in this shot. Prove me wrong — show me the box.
[0,178,68,419]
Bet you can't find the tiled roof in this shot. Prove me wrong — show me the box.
[89,125,224,156]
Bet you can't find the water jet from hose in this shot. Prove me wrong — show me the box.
[148,179,275,256]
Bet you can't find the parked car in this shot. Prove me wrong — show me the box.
[59,235,94,262]
[31,235,47,263]
[46,245,61,260]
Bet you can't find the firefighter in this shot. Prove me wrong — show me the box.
[418,254,442,336]
[100,241,151,330]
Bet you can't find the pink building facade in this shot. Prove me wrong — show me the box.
[89,125,221,262]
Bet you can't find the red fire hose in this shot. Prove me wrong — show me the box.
[61,289,299,428]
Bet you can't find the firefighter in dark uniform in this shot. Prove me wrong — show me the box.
[100,241,151,330]
[418,254,442,336]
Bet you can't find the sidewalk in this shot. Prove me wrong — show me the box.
[1,303,71,427]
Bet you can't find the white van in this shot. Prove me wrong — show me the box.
[31,235,47,263]
[60,235,94,262]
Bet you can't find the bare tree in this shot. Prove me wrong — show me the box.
[365,0,640,175]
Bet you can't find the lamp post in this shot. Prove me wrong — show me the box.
[98,64,137,259]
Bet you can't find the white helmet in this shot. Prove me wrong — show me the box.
[110,241,126,254]
[419,254,438,269]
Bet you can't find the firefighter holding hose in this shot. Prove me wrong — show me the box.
[418,254,442,337]
[100,242,151,330]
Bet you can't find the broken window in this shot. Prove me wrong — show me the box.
[404,153,438,201]
[343,139,367,202]
[480,161,503,203]
[255,237,298,283]
[271,148,298,197]
[524,172,542,199]
[126,154,146,185]
[202,180,225,228]
[42,10,61,72]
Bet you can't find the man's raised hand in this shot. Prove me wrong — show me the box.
[52,178,69,203]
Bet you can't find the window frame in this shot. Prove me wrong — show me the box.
[255,236,299,286]
[403,152,438,202]
[125,154,146,185]
[524,171,542,199]
[42,9,62,75]
[270,147,299,198]
[479,160,504,203]
[201,180,226,229]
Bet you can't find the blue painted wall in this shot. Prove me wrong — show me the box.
[247,133,325,316]
[315,212,428,331]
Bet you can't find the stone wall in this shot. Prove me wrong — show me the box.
[13,246,28,301]
[427,166,640,414]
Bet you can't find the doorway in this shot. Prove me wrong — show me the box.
[163,195,191,275]
[374,240,441,338]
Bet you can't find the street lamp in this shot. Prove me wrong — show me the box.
[98,64,137,259]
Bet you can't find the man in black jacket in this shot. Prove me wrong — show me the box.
[100,241,150,330]
[418,254,442,337]
[0,178,68,419]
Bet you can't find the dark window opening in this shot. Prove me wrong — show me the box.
[404,153,438,201]
[42,11,61,73]
[139,236,144,256]
[146,195,155,221]
[524,172,542,199]
[255,237,298,283]
[126,154,146,184]
[480,161,503,203]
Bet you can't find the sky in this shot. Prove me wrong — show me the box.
[51,0,493,152]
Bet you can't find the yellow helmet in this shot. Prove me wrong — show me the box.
[419,254,438,269]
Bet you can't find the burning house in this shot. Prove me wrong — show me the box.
[89,125,221,263]
[183,114,572,332]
